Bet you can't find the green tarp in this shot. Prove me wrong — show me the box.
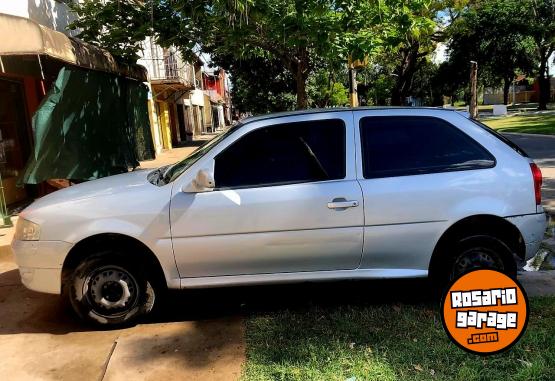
[20,66,155,184]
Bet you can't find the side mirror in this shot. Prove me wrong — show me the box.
[182,169,215,193]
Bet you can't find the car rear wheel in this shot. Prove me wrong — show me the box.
[67,253,156,326]
[449,235,516,281]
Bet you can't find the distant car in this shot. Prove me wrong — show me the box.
[12,108,546,326]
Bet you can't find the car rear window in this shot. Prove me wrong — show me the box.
[360,116,496,179]
[471,119,529,157]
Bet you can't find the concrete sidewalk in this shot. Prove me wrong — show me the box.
[0,225,244,381]
[139,134,218,169]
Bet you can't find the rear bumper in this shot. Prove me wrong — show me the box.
[11,240,73,294]
[505,213,547,260]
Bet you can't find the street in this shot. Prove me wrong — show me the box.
[504,132,555,214]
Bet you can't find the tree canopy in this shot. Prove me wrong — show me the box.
[68,0,555,111]
[445,0,536,105]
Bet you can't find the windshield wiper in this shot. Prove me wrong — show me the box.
[148,165,170,186]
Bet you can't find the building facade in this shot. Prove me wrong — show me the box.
[138,40,232,151]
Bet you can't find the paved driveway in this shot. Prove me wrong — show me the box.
[0,225,244,381]
[503,133,555,214]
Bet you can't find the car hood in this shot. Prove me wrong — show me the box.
[27,170,155,210]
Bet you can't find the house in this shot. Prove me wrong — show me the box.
[483,75,555,105]
[138,38,198,152]
[203,68,232,130]
[138,40,232,148]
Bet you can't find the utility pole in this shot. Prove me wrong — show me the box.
[469,61,478,119]
[512,78,516,106]
[349,63,358,107]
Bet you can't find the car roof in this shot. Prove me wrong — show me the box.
[240,107,461,124]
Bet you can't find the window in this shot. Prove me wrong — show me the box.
[214,119,345,188]
[360,116,495,179]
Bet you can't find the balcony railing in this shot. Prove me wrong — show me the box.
[145,52,195,88]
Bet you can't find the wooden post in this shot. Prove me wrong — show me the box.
[349,64,358,107]
[469,61,478,119]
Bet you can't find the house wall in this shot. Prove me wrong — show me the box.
[156,101,173,150]
[483,91,537,105]
[203,69,226,97]
[203,94,212,132]
[0,0,79,36]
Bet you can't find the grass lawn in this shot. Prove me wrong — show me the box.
[482,114,555,135]
[243,296,555,381]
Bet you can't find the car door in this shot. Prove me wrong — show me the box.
[169,112,364,278]
[353,110,497,274]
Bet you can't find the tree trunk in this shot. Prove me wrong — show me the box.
[294,49,309,110]
[391,41,421,106]
[469,61,478,119]
[296,70,308,109]
[503,77,511,105]
[538,49,549,110]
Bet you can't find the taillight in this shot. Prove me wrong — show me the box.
[530,163,542,205]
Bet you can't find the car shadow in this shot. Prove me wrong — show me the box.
[0,262,437,335]
[150,278,437,323]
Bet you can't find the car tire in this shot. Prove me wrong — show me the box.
[67,252,156,327]
[448,235,516,281]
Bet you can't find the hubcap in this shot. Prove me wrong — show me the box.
[452,248,504,279]
[86,266,139,315]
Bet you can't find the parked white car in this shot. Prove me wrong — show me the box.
[12,108,546,325]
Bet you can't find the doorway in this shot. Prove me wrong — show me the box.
[0,77,32,206]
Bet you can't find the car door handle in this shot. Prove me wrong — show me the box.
[327,199,359,209]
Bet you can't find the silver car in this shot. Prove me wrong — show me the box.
[12,108,547,325]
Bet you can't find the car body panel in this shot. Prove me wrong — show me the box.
[506,213,548,259]
[12,239,73,294]
[17,170,181,289]
[180,268,428,288]
[352,108,542,272]
[169,111,365,277]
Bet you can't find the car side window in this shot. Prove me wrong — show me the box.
[360,116,495,179]
[214,119,346,188]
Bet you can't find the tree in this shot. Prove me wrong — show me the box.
[524,0,555,109]
[67,0,197,63]
[174,0,390,109]
[69,0,439,110]
[308,68,349,107]
[212,53,297,114]
[446,0,536,105]
[386,0,453,105]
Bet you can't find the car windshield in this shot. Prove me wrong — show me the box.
[158,123,243,185]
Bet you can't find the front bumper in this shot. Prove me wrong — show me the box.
[505,212,548,260]
[11,240,73,294]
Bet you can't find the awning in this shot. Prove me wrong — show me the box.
[0,13,146,81]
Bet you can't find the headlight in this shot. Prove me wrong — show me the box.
[14,218,41,241]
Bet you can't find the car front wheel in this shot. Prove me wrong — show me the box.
[68,253,156,326]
